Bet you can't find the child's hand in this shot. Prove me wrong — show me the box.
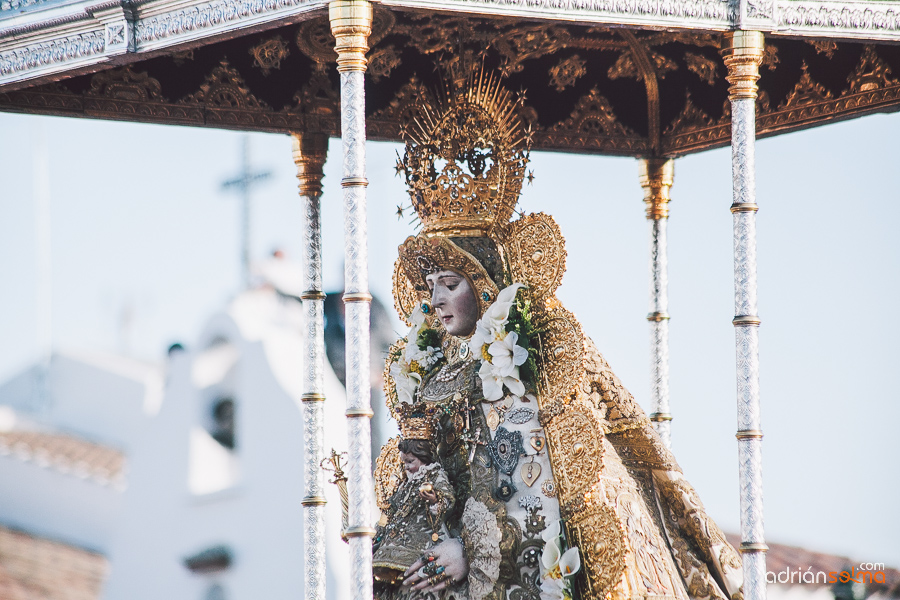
[418,483,438,504]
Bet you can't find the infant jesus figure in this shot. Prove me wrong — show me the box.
[373,437,455,586]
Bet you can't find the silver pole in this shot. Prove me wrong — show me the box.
[639,158,674,448]
[293,132,329,600]
[330,3,376,600]
[722,30,768,600]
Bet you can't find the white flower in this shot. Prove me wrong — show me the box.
[478,360,525,401]
[471,283,524,349]
[416,346,444,369]
[402,304,428,364]
[540,577,565,600]
[390,361,421,405]
[542,520,561,543]
[541,538,561,574]
[559,547,581,577]
[488,331,529,377]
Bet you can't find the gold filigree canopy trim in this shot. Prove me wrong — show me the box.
[399,67,531,238]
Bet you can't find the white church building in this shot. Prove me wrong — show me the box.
[0,282,352,600]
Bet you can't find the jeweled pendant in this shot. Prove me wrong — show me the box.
[487,407,500,430]
[521,461,541,487]
[459,342,469,359]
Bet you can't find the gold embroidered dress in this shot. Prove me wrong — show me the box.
[374,70,743,600]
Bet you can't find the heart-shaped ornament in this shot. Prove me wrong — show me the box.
[521,461,541,487]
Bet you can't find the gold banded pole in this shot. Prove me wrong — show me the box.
[639,158,674,449]
[330,3,376,600]
[292,131,329,600]
[722,30,768,600]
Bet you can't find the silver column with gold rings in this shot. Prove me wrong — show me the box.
[293,131,329,600]
[330,2,376,600]
[639,158,674,449]
[722,30,768,600]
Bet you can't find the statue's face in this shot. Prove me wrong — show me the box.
[426,270,479,337]
[400,451,424,475]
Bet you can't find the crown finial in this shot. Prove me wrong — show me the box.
[400,68,531,237]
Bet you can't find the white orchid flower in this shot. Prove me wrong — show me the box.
[542,519,562,543]
[559,547,581,577]
[489,331,529,377]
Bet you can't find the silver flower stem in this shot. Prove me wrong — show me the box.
[330,3,376,600]
[292,132,329,600]
[639,158,674,449]
[723,30,768,600]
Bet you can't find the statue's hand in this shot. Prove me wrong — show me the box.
[402,538,469,592]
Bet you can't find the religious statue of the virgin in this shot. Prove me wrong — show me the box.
[371,68,743,600]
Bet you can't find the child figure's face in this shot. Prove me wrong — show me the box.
[400,451,425,475]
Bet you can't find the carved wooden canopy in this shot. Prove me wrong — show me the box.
[1,7,898,157]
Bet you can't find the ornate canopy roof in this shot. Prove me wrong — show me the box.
[2,1,899,157]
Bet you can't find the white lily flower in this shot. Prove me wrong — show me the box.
[541,538,561,574]
[479,360,505,401]
[542,519,561,543]
[478,360,525,401]
[540,577,565,600]
[559,547,581,577]
[488,331,529,377]
[390,362,421,405]
[471,283,525,349]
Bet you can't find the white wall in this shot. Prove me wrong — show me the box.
[105,290,352,600]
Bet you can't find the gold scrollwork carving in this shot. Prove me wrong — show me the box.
[567,500,626,599]
[543,403,602,503]
[374,436,404,511]
[549,87,635,139]
[87,66,164,101]
[848,45,899,93]
[607,49,677,81]
[249,36,290,76]
[180,59,268,110]
[684,52,719,86]
[503,213,566,307]
[392,257,418,325]
[779,63,833,109]
[534,306,584,403]
[549,54,587,91]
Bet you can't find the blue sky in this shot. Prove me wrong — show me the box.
[1,109,898,567]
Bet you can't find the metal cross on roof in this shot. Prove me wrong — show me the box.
[221,135,273,289]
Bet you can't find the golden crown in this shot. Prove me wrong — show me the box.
[396,402,439,441]
[399,69,532,237]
